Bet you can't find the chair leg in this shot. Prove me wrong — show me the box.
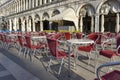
[31,50,36,61]
[18,47,22,56]
[107,57,115,72]
[47,56,52,71]
[94,53,99,73]
[88,52,91,66]
[73,56,77,70]
[58,58,64,77]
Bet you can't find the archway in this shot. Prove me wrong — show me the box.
[99,0,120,32]
[23,17,27,31]
[34,14,40,32]
[51,9,60,31]
[18,18,22,31]
[11,20,14,31]
[42,12,49,30]
[78,4,95,33]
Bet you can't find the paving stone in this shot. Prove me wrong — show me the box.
[0,75,16,80]
[0,64,6,71]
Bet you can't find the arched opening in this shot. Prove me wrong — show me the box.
[83,13,91,33]
[99,0,120,32]
[11,20,14,31]
[104,12,116,32]
[18,18,22,31]
[79,4,95,33]
[43,20,49,30]
[42,12,49,30]
[34,14,40,31]
[25,20,27,31]
[50,9,77,31]
[51,9,60,31]
[23,17,27,31]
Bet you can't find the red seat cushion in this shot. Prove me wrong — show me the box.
[78,45,94,52]
[57,51,75,59]
[95,70,120,80]
[100,50,116,58]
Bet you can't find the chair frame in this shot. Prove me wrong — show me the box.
[96,61,120,80]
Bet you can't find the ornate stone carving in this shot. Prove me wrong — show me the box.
[79,8,86,17]
[100,4,110,15]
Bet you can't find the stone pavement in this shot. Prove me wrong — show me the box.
[0,48,58,80]
[0,46,119,80]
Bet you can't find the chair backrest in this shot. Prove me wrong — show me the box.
[18,35,25,47]
[88,33,99,42]
[53,32,64,40]
[96,33,107,45]
[76,32,85,39]
[116,35,120,53]
[47,38,58,58]
[64,32,71,40]
[25,35,32,48]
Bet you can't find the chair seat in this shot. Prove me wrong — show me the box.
[100,50,116,58]
[57,51,75,59]
[95,70,120,80]
[78,45,94,52]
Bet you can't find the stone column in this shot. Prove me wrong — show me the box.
[36,0,38,7]
[116,13,120,33]
[23,0,26,10]
[9,19,12,31]
[49,21,52,30]
[14,18,17,31]
[40,18,43,31]
[19,1,21,12]
[44,0,46,4]
[101,15,104,32]
[91,16,94,32]
[28,19,31,31]
[26,0,28,10]
[32,16,35,31]
[49,0,52,3]
[22,19,25,31]
[80,16,83,32]
[32,0,35,8]
[29,0,31,9]
[40,0,42,5]
[17,2,19,13]
[95,13,99,32]
[20,0,22,11]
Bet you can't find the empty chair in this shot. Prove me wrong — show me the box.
[98,35,120,64]
[47,38,75,76]
[17,35,27,56]
[25,35,47,61]
[95,61,120,80]
[78,33,99,65]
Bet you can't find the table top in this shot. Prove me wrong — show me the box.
[67,39,94,45]
[31,36,46,39]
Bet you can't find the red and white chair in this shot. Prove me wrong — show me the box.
[47,38,75,77]
[95,61,120,80]
[78,33,99,65]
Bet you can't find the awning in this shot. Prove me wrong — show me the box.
[49,8,78,22]
[49,8,79,30]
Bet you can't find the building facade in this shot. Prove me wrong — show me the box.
[0,0,120,33]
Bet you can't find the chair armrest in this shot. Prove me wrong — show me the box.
[96,61,120,80]
[116,45,120,54]
[101,38,113,50]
